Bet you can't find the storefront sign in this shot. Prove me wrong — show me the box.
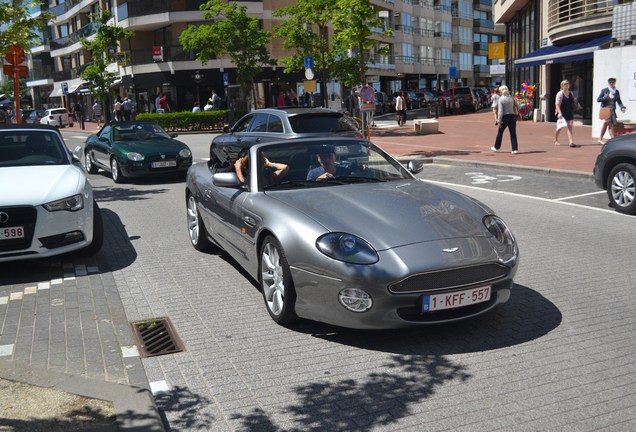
[152,46,164,62]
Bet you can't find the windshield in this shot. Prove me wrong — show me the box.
[0,131,70,167]
[254,139,412,191]
[113,123,171,141]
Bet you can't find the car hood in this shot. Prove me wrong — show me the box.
[115,139,189,153]
[268,180,491,250]
[0,166,85,206]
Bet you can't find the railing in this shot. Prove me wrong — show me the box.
[547,0,624,28]
[393,55,452,66]
[433,31,453,39]
[123,0,208,18]
[452,36,473,45]
[50,22,100,51]
[414,28,435,38]
[474,41,489,51]
[473,18,494,29]
[473,0,492,7]
[395,24,414,34]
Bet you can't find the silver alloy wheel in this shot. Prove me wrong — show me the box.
[261,242,285,317]
[187,195,200,245]
[111,157,119,182]
[611,169,635,208]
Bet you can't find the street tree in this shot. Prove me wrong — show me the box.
[273,0,390,107]
[0,1,52,112]
[179,0,274,110]
[80,10,134,119]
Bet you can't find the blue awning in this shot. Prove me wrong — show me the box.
[514,35,611,68]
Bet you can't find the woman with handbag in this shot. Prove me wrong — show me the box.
[554,80,576,147]
[597,77,627,145]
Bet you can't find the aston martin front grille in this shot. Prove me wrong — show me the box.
[388,263,508,294]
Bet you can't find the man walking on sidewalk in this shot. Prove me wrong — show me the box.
[72,101,85,130]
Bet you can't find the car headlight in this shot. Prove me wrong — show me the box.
[179,149,192,159]
[483,215,515,246]
[316,233,379,264]
[127,152,144,161]
[43,194,84,212]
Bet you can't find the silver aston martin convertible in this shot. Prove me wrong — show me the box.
[185,137,519,329]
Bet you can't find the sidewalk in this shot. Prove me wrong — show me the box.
[370,110,600,176]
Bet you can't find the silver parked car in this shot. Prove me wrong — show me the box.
[186,137,519,329]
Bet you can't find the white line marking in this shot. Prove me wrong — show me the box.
[554,190,606,201]
[424,179,623,215]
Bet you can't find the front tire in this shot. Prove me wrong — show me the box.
[186,194,211,251]
[82,201,103,255]
[260,235,298,324]
[85,151,99,174]
[111,157,126,184]
[607,163,636,214]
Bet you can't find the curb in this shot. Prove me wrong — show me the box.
[0,361,165,432]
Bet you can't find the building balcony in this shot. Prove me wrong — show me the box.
[547,0,619,44]
[50,22,99,53]
[473,0,492,10]
[474,41,489,52]
[473,18,494,30]
[473,64,491,74]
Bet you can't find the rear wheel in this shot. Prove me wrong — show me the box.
[111,157,126,184]
[186,194,211,251]
[607,163,636,214]
[260,235,298,324]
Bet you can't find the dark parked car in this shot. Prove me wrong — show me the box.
[185,137,519,329]
[416,90,437,107]
[210,107,361,166]
[453,87,480,112]
[84,121,192,183]
[593,132,636,214]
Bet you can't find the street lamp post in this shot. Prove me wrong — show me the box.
[193,71,204,108]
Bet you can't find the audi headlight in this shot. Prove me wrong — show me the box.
[127,152,144,161]
[43,194,84,212]
[316,233,378,264]
[179,149,192,159]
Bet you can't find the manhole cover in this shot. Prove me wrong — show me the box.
[130,317,184,358]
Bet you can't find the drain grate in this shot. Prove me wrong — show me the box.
[130,317,184,358]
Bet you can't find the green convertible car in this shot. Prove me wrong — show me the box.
[84,121,192,183]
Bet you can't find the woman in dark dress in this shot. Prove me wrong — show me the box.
[554,80,576,147]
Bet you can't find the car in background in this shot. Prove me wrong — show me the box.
[39,108,73,128]
[405,91,423,110]
[453,87,480,112]
[0,124,103,262]
[84,120,193,183]
[373,91,390,114]
[210,107,361,166]
[185,137,519,329]
[416,90,437,107]
[19,109,34,124]
[26,110,46,124]
[593,133,636,215]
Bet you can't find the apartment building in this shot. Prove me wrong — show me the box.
[495,0,635,124]
[16,0,504,114]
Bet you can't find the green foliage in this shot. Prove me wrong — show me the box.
[273,0,391,102]
[136,110,230,132]
[0,1,52,51]
[179,0,274,108]
[79,10,134,105]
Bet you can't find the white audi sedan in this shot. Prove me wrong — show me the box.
[0,125,103,262]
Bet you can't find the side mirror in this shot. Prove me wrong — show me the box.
[407,160,425,174]
[72,145,82,162]
[98,136,109,142]
[213,172,243,188]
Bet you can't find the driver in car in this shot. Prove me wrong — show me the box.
[306,145,352,180]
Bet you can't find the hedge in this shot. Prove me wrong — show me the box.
[135,110,233,132]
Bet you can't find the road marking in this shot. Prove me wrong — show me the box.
[465,171,522,184]
[423,179,623,215]
[554,190,606,201]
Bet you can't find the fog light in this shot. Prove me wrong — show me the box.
[338,288,373,312]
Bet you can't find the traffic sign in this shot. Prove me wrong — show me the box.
[5,44,25,65]
[62,82,69,95]
[304,56,314,69]
[360,103,376,111]
[449,66,457,79]
[359,85,375,103]
[3,64,28,77]
[305,68,314,80]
